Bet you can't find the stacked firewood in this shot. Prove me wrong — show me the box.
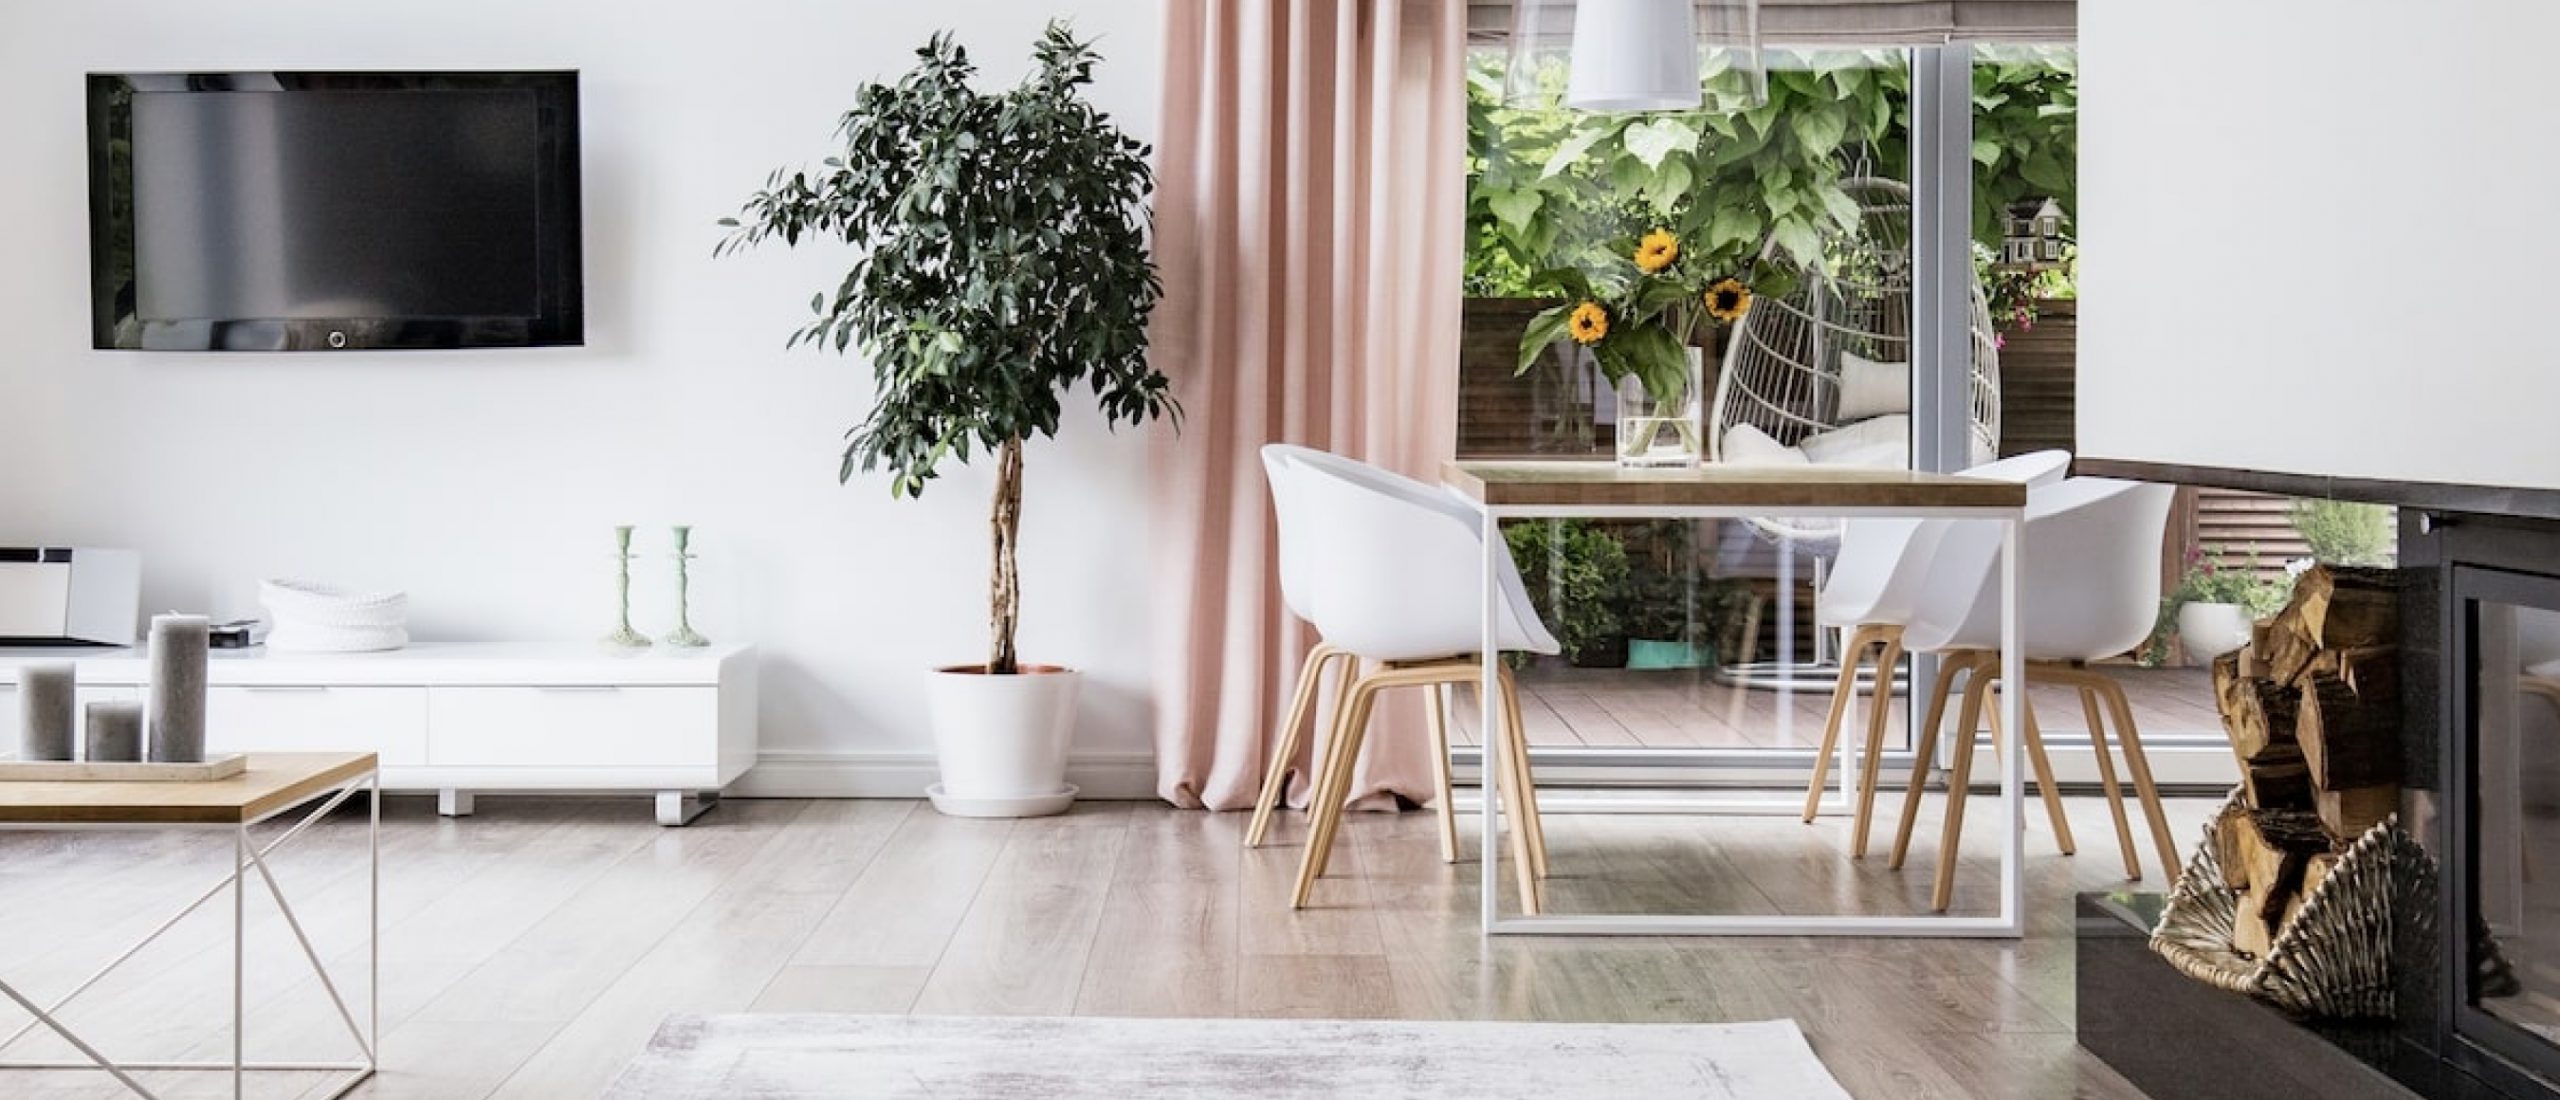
[2208,565,2403,958]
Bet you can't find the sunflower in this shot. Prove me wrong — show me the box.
[1633,229,1679,274]
[1703,278,1752,323]
[1567,301,1610,344]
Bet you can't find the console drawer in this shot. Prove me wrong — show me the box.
[206,685,428,765]
[427,686,715,768]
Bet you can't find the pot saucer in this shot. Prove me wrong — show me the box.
[926,784,1079,819]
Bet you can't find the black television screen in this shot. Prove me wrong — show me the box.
[87,72,583,351]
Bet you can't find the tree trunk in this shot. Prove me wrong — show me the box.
[989,436,1024,675]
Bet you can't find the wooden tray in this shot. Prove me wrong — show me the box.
[0,754,248,783]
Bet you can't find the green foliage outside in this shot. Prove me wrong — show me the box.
[1505,519,1632,666]
[1465,46,2078,302]
[2289,499,2396,567]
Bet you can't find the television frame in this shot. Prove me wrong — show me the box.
[85,70,584,352]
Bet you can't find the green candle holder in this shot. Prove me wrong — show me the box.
[664,525,709,648]
[602,525,652,648]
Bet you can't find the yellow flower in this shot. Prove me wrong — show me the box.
[1633,229,1679,274]
[1567,301,1609,344]
[1704,278,1752,323]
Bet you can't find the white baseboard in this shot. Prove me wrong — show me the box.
[728,749,1160,801]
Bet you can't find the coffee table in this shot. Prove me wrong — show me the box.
[0,752,380,1099]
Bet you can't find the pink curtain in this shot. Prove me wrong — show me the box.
[1149,0,1467,811]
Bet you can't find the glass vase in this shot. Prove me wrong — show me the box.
[1614,346,1705,468]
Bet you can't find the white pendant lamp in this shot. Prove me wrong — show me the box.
[1567,0,1702,112]
[1504,0,1766,113]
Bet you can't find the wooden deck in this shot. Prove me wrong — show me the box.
[1453,663,2221,750]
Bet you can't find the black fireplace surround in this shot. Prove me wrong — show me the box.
[2409,510,2560,1098]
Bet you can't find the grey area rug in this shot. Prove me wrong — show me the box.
[606,1013,1853,1099]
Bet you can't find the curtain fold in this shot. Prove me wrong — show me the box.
[1150,0,1467,811]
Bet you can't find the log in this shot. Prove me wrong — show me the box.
[2307,645,2400,701]
[2260,620,2322,687]
[2215,806,2327,889]
[2298,672,2402,791]
[2219,675,2301,765]
[2242,741,2315,810]
[2278,853,2342,934]
[2234,883,2279,959]
[2289,565,2402,650]
[2316,784,2400,841]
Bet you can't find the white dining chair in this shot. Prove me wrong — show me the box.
[1243,446,1368,851]
[1797,450,2071,856]
[1247,445,1543,867]
[1280,452,1562,912]
[1887,476,2181,911]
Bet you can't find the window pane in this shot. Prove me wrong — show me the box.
[1458,47,1915,760]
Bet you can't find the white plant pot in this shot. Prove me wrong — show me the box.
[925,664,1080,818]
[2176,602,2254,662]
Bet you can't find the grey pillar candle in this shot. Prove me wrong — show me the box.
[146,614,211,763]
[85,701,143,762]
[16,663,76,761]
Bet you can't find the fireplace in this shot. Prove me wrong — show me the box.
[2078,506,2560,1100]
[2423,513,2560,1098]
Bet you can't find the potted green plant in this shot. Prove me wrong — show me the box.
[718,25,1175,817]
[2150,547,2292,664]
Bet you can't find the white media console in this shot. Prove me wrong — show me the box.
[0,642,756,825]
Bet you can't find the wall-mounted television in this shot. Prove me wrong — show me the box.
[86,71,583,351]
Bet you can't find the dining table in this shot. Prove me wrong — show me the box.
[1441,460,2032,938]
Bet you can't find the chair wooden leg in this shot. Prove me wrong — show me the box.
[2095,678,2182,878]
[1849,630,1903,857]
[1932,670,1993,912]
[1427,683,1459,864]
[1496,665,1549,882]
[1248,644,1338,848]
[1306,658,1362,880]
[1891,652,1974,870]
[1803,626,1876,822]
[1293,677,1382,909]
[2012,691,2076,856]
[1492,668,1545,914]
[2079,683,2142,880]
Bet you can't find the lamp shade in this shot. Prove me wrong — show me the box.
[1503,1,1766,114]
[1567,0,1700,112]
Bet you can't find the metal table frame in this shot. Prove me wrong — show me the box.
[1469,498,2027,938]
[0,767,381,1099]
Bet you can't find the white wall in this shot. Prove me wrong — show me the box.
[2078,1,2560,492]
[0,0,1170,791]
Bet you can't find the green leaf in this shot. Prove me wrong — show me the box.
[1487,187,1544,232]
[1792,104,1846,157]
[1641,159,1692,214]
[1815,185,1862,232]
[1771,216,1824,268]
[1706,204,1762,250]
[1621,117,1697,170]
[1516,305,1571,375]
[1971,138,2003,167]
[1540,124,1613,179]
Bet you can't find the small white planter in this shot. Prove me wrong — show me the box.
[2176,601,2254,662]
[924,664,1080,818]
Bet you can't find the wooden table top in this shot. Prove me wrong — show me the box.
[0,752,378,825]
[1442,460,2028,510]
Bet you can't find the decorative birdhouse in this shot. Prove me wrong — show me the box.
[1998,198,2067,269]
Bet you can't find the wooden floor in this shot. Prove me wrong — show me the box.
[1456,664,2221,750]
[0,791,2216,1099]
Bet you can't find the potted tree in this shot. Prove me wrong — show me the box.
[718,24,1175,817]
